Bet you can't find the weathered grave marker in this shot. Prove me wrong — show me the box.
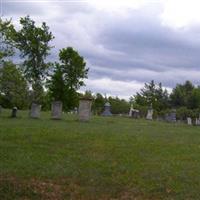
[78,98,92,122]
[165,109,176,122]
[195,118,200,126]
[30,103,41,118]
[11,107,17,118]
[51,101,62,119]
[102,102,112,116]
[129,104,140,118]
[187,117,192,125]
[146,106,153,120]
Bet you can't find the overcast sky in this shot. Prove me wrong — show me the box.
[2,0,200,99]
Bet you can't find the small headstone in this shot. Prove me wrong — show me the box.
[129,104,139,118]
[195,118,200,126]
[30,103,41,118]
[146,106,153,120]
[51,101,62,119]
[78,98,92,122]
[11,107,17,118]
[165,109,176,122]
[129,104,133,117]
[74,107,78,114]
[187,117,192,125]
[131,109,140,118]
[157,116,164,121]
[170,109,176,122]
[102,102,112,116]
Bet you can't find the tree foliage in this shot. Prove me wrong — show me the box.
[170,80,195,108]
[134,80,169,112]
[0,18,14,63]
[0,62,29,109]
[47,47,89,110]
[8,16,54,103]
[93,93,105,114]
[58,47,89,90]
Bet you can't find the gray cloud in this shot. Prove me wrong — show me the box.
[2,1,44,16]
[2,1,200,97]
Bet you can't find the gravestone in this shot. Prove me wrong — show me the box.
[51,101,62,119]
[30,103,41,118]
[129,104,133,117]
[187,117,192,125]
[78,98,92,122]
[11,107,17,118]
[170,109,176,122]
[195,118,200,126]
[129,109,140,119]
[165,109,176,122]
[129,105,139,118]
[74,107,78,114]
[102,102,112,116]
[146,106,153,120]
[132,110,140,118]
[157,116,164,121]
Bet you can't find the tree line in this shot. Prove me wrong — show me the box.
[0,16,200,118]
[132,80,200,119]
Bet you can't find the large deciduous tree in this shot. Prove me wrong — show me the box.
[0,18,14,64]
[0,61,29,109]
[170,80,194,108]
[47,47,89,110]
[9,16,54,103]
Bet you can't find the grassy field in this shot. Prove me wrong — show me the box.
[0,110,200,199]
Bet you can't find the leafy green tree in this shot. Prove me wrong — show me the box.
[0,18,14,63]
[189,87,200,109]
[93,93,105,114]
[9,16,54,103]
[47,63,65,102]
[59,47,89,90]
[47,47,89,110]
[0,61,29,109]
[170,80,194,108]
[134,80,157,107]
[134,80,169,112]
[154,83,169,111]
[108,96,130,114]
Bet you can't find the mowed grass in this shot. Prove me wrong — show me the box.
[0,110,200,199]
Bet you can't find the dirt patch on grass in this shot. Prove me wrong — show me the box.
[0,176,155,200]
[0,176,64,200]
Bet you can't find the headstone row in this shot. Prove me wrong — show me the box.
[187,117,200,126]
[1,98,94,122]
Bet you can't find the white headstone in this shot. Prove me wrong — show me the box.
[129,104,133,117]
[30,103,41,118]
[187,117,192,125]
[195,118,200,126]
[146,109,153,120]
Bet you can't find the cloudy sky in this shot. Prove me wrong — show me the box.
[2,0,200,99]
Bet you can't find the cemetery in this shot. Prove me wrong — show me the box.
[1,100,200,199]
[1,12,200,200]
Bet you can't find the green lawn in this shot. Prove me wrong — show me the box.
[0,110,200,199]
